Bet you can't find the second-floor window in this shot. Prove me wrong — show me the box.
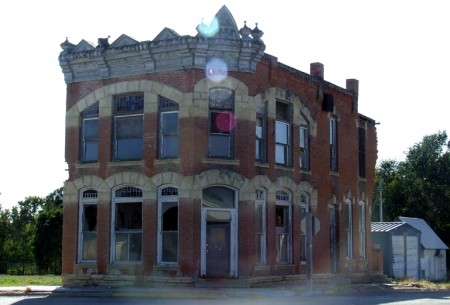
[80,103,99,162]
[159,97,179,158]
[299,115,309,170]
[330,117,338,171]
[275,102,292,166]
[208,88,234,159]
[358,126,366,178]
[256,103,266,162]
[113,94,144,161]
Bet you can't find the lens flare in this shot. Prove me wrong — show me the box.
[197,17,220,38]
[205,58,228,83]
[215,111,236,133]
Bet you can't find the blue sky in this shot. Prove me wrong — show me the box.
[0,0,449,209]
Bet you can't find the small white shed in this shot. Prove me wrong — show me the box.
[371,222,421,279]
[398,217,448,281]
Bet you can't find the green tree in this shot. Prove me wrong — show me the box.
[375,131,450,248]
[4,196,44,262]
[0,205,11,262]
[33,188,63,274]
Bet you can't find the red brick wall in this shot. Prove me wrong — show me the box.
[63,54,377,280]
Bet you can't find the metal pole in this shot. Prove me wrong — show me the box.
[306,212,313,291]
[379,173,383,222]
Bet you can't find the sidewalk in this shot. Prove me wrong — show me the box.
[0,283,395,298]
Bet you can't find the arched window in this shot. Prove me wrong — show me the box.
[359,201,366,258]
[78,189,98,262]
[275,189,292,264]
[345,199,353,258]
[112,186,143,262]
[202,186,235,208]
[255,188,266,265]
[158,186,179,264]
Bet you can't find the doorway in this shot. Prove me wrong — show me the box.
[201,186,237,278]
[206,222,230,277]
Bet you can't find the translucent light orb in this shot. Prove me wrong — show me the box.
[205,58,228,83]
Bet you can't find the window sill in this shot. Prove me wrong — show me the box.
[76,162,100,169]
[154,264,179,270]
[275,264,294,271]
[274,165,294,172]
[329,171,339,177]
[255,161,269,168]
[76,262,97,267]
[254,265,270,272]
[109,261,143,266]
[203,158,240,166]
[300,169,312,175]
[154,158,181,165]
[108,160,145,167]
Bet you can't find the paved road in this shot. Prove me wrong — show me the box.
[0,290,449,305]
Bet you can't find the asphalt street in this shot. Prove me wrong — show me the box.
[0,289,449,305]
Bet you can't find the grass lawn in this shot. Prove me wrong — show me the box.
[0,275,62,287]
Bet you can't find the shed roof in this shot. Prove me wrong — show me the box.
[398,217,448,250]
[371,222,407,232]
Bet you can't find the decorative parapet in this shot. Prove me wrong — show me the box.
[58,6,265,84]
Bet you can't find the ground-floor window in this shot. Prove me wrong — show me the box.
[275,189,292,264]
[158,186,179,264]
[359,201,366,258]
[78,189,98,262]
[112,186,143,262]
[255,188,266,265]
[345,199,353,258]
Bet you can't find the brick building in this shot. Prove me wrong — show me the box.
[59,6,377,286]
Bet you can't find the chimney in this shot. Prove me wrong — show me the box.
[346,79,359,96]
[346,79,359,112]
[310,62,324,79]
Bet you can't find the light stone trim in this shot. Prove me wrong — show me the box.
[66,81,184,128]
[64,170,323,208]
[256,88,317,136]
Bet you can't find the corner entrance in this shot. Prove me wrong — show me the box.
[201,186,237,278]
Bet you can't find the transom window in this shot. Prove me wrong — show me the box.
[202,186,235,208]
